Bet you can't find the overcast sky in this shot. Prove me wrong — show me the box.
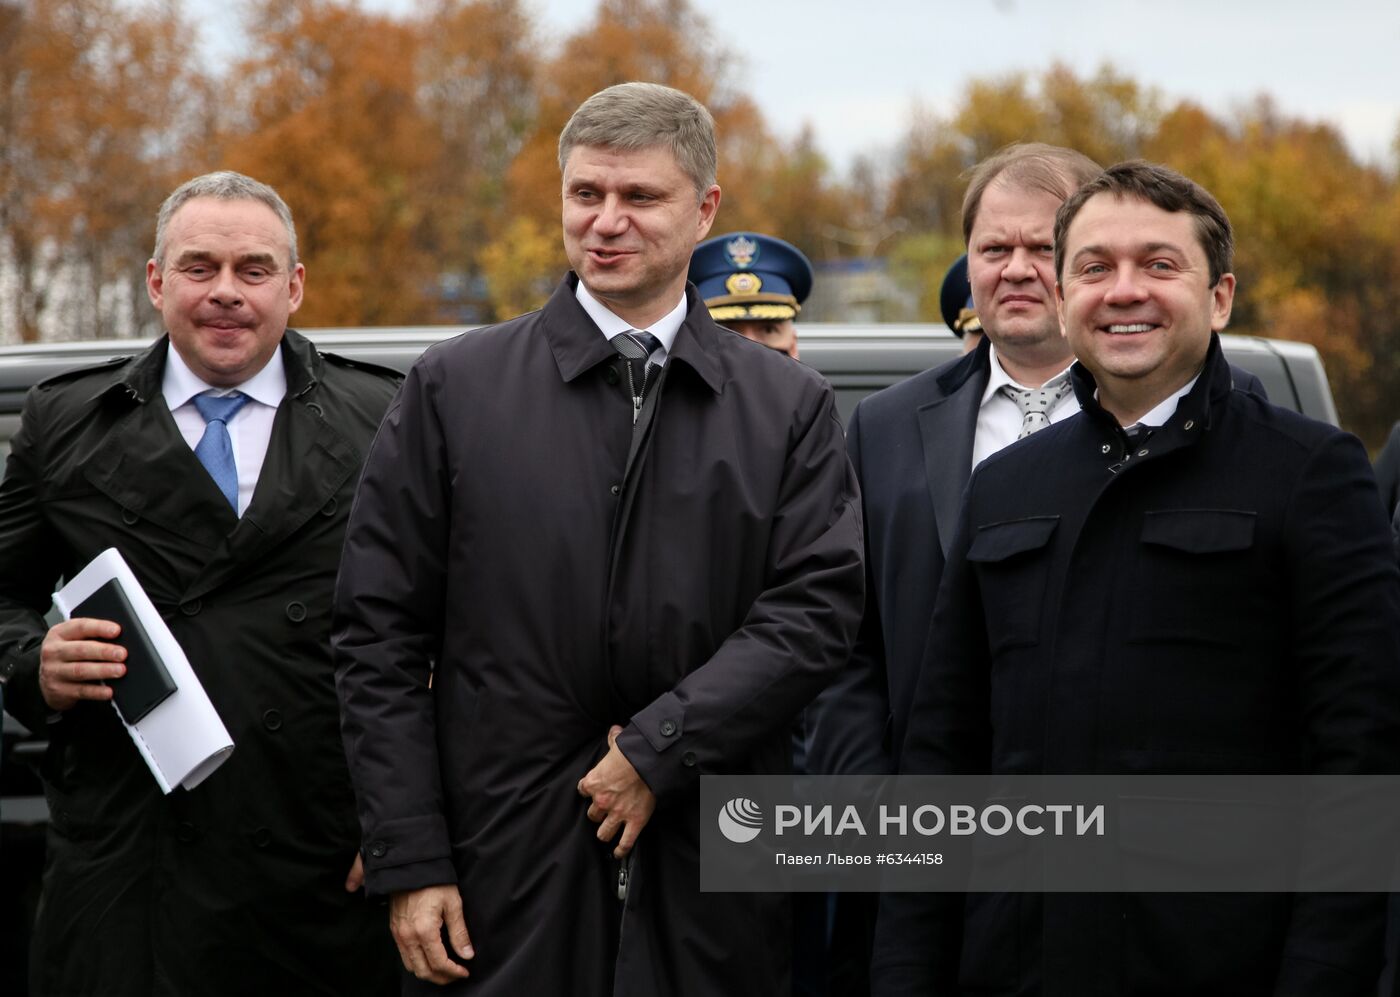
[199,0,1399,174]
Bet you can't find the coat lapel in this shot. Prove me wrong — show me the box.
[84,400,237,553]
[83,340,236,554]
[180,335,361,602]
[916,339,991,557]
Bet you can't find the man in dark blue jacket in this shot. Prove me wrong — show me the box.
[873,161,1400,996]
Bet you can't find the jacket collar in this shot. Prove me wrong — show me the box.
[1072,333,1229,430]
[542,274,723,394]
[1071,333,1230,460]
[935,334,992,398]
[93,329,322,407]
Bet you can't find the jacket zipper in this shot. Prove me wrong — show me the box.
[625,360,652,425]
[616,851,634,965]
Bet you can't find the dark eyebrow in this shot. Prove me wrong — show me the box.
[1069,241,1188,266]
[237,253,278,268]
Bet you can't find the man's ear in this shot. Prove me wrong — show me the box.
[146,259,164,310]
[1210,273,1236,331]
[695,185,721,242]
[287,263,306,315]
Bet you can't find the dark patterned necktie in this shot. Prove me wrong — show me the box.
[1001,378,1074,439]
[193,391,249,510]
[610,331,662,424]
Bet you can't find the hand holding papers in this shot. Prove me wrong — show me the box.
[53,548,233,793]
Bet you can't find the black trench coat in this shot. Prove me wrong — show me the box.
[0,331,400,996]
[334,276,865,996]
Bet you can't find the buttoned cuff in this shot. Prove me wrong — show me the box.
[359,813,453,898]
[617,692,701,802]
[363,858,459,900]
[1,640,49,733]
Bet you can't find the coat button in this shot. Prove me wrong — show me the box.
[307,402,324,417]
[262,708,283,731]
[369,841,388,858]
[175,821,198,843]
[1137,448,1149,457]
[610,484,621,496]
[682,751,697,767]
[603,366,620,385]
[285,601,307,623]
[180,599,202,616]
[251,827,272,848]
[320,497,338,517]
[659,719,677,737]
[1184,420,1195,430]
[121,508,139,525]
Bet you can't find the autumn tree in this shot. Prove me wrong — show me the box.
[490,0,787,318]
[1169,100,1400,445]
[0,0,204,343]
[211,0,439,326]
[415,0,540,321]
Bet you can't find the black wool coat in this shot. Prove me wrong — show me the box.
[0,331,401,997]
[873,335,1400,997]
[334,275,865,996]
[804,338,1265,777]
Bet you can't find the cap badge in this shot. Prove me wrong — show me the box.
[724,235,759,268]
[725,272,762,296]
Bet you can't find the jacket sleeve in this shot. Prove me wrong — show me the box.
[615,378,865,800]
[1275,431,1400,995]
[802,398,896,776]
[0,386,68,733]
[332,359,457,898]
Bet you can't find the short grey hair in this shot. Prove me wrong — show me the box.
[558,82,718,199]
[153,171,299,268]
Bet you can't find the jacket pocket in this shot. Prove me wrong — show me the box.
[1131,509,1257,647]
[967,517,1058,652]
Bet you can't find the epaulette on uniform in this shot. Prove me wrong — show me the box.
[34,354,135,392]
[316,350,405,383]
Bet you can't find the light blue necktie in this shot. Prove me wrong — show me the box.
[193,392,249,510]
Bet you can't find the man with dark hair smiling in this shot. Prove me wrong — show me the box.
[873,161,1400,995]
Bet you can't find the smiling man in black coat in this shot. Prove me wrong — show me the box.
[333,82,864,996]
[0,172,400,996]
[873,162,1400,995]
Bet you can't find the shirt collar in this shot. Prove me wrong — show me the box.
[162,341,288,410]
[1127,371,1202,430]
[980,342,1075,406]
[574,281,686,357]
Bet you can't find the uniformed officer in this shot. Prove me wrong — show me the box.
[939,252,983,354]
[689,231,814,358]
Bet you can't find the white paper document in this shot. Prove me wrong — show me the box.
[53,548,234,793]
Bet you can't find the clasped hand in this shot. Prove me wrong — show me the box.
[578,724,656,858]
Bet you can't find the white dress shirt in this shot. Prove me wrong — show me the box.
[162,344,287,517]
[972,344,1078,470]
[1125,372,1202,431]
[575,281,687,364]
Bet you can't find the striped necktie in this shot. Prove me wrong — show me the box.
[610,331,662,424]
